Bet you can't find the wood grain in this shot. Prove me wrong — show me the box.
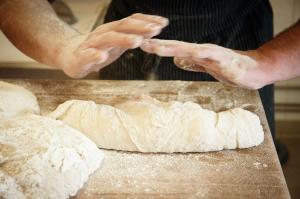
[3,79,290,199]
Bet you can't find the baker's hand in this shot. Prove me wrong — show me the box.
[58,14,168,78]
[141,39,268,89]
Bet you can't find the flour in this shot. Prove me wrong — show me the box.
[0,81,104,199]
[0,114,104,199]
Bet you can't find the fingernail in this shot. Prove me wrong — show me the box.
[160,18,169,26]
[154,16,168,22]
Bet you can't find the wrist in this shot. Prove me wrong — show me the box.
[51,32,84,70]
[240,49,275,89]
[254,45,288,84]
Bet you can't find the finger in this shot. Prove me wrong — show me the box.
[141,39,198,57]
[206,71,236,85]
[174,56,231,84]
[130,13,169,27]
[174,57,206,72]
[91,48,126,72]
[81,31,143,50]
[78,48,109,66]
[63,49,108,78]
[190,57,230,77]
[68,48,109,78]
[141,39,205,57]
[191,44,236,64]
[190,57,241,83]
[93,16,166,38]
[141,39,233,62]
[115,17,165,38]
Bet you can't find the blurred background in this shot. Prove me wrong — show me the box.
[0,0,299,197]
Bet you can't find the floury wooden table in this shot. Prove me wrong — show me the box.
[4,79,290,198]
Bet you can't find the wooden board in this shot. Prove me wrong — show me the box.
[3,79,290,198]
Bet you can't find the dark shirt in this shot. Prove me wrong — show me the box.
[106,0,273,42]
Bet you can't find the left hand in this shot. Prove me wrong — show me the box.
[141,39,267,89]
[57,14,169,78]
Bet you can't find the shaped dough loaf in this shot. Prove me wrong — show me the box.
[49,96,264,153]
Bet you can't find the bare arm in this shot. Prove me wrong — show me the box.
[141,20,300,89]
[253,20,300,85]
[0,0,78,67]
[0,0,168,78]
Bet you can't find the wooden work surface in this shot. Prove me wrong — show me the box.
[4,79,290,198]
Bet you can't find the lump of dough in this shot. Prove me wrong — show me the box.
[0,81,40,119]
[49,96,264,153]
[0,114,104,199]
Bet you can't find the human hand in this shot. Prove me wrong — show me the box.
[58,14,168,78]
[141,39,268,89]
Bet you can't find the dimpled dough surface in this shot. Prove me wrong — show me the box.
[49,96,264,153]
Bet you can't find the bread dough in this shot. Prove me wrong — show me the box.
[0,81,104,199]
[49,96,264,153]
[0,114,104,199]
[0,81,40,120]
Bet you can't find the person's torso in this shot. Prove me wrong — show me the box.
[106,0,273,41]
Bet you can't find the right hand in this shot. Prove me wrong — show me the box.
[58,13,168,78]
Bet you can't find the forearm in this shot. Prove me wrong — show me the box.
[256,20,300,84]
[0,0,79,68]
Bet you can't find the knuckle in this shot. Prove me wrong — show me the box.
[201,43,218,48]
[98,52,108,62]
[117,18,128,26]
[106,30,117,36]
